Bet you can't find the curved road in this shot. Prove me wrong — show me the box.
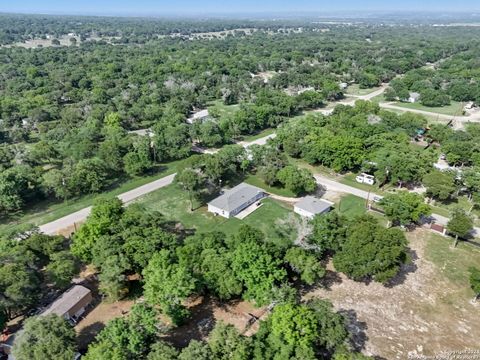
[39,85,479,236]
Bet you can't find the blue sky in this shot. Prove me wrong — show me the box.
[1,0,479,16]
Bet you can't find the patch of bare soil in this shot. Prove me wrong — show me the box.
[75,299,135,350]
[304,229,480,359]
[163,296,266,348]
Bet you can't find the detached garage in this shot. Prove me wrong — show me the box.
[294,196,333,219]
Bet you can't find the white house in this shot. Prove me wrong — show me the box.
[186,109,209,124]
[208,183,266,218]
[408,92,421,103]
[294,196,333,219]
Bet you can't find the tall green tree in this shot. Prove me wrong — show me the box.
[175,168,204,211]
[276,165,316,196]
[284,247,326,285]
[380,192,431,226]
[71,197,124,262]
[447,209,473,247]
[469,267,480,302]
[143,250,196,324]
[423,170,458,201]
[333,215,408,283]
[12,315,76,360]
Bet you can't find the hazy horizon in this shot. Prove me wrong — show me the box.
[2,0,480,17]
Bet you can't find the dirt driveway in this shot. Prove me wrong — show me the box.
[304,229,480,359]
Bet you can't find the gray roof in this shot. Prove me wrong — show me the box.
[295,196,333,215]
[41,285,91,317]
[409,92,421,99]
[208,183,264,212]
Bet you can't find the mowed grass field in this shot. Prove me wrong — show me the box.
[425,231,480,288]
[345,84,382,96]
[393,100,464,116]
[136,183,296,247]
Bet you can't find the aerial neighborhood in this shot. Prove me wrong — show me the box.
[1,3,480,360]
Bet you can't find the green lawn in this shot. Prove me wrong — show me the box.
[207,100,241,119]
[345,84,381,96]
[429,196,480,226]
[425,231,480,286]
[137,183,295,247]
[370,93,386,104]
[392,100,464,116]
[288,157,337,179]
[240,128,276,142]
[243,174,296,198]
[338,194,367,218]
[0,158,190,236]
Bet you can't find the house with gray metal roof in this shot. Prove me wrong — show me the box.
[208,183,266,218]
[40,285,93,324]
[294,196,333,219]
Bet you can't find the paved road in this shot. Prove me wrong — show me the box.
[39,174,176,235]
[347,84,389,101]
[313,174,480,236]
[38,134,277,235]
[379,102,480,129]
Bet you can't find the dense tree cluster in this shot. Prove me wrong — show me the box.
[276,101,436,183]
[0,232,78,320]
[71,198,176,300]
[12,314,77,360]
[1,17,477,217]
[82,299,369,360]
[309,213,409,283]
[384,48,480,106]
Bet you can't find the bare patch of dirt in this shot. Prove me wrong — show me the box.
[75,299,135,350]
[162,296,267,348]
[304,228,480,359]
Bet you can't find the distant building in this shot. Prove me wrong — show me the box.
[294,196,333,219]
[186,109,209,124]
[408,92,421,103]
[339,82,348,90]
[41,285,93,324]
[208,183,266,218]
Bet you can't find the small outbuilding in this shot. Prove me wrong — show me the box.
[407,92,421,103]
[294,196,334,219]
[208,183,266,218]
[41,285,93,324]
[186,109,209,124]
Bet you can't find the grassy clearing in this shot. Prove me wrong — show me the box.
[288,157,338,179]
[393,100,464,116]
[241,128,276,142]
[0,158,189,235]
[337,194,367,218]
[137,184,295,247]
[369,93,388,104]
[207,100,241,119]
[429,196,480,226]
[345,84,381,96]
[425,231,480,288]
[243,174,296,198]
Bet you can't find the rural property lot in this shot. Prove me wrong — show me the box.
[305,229,480,359]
